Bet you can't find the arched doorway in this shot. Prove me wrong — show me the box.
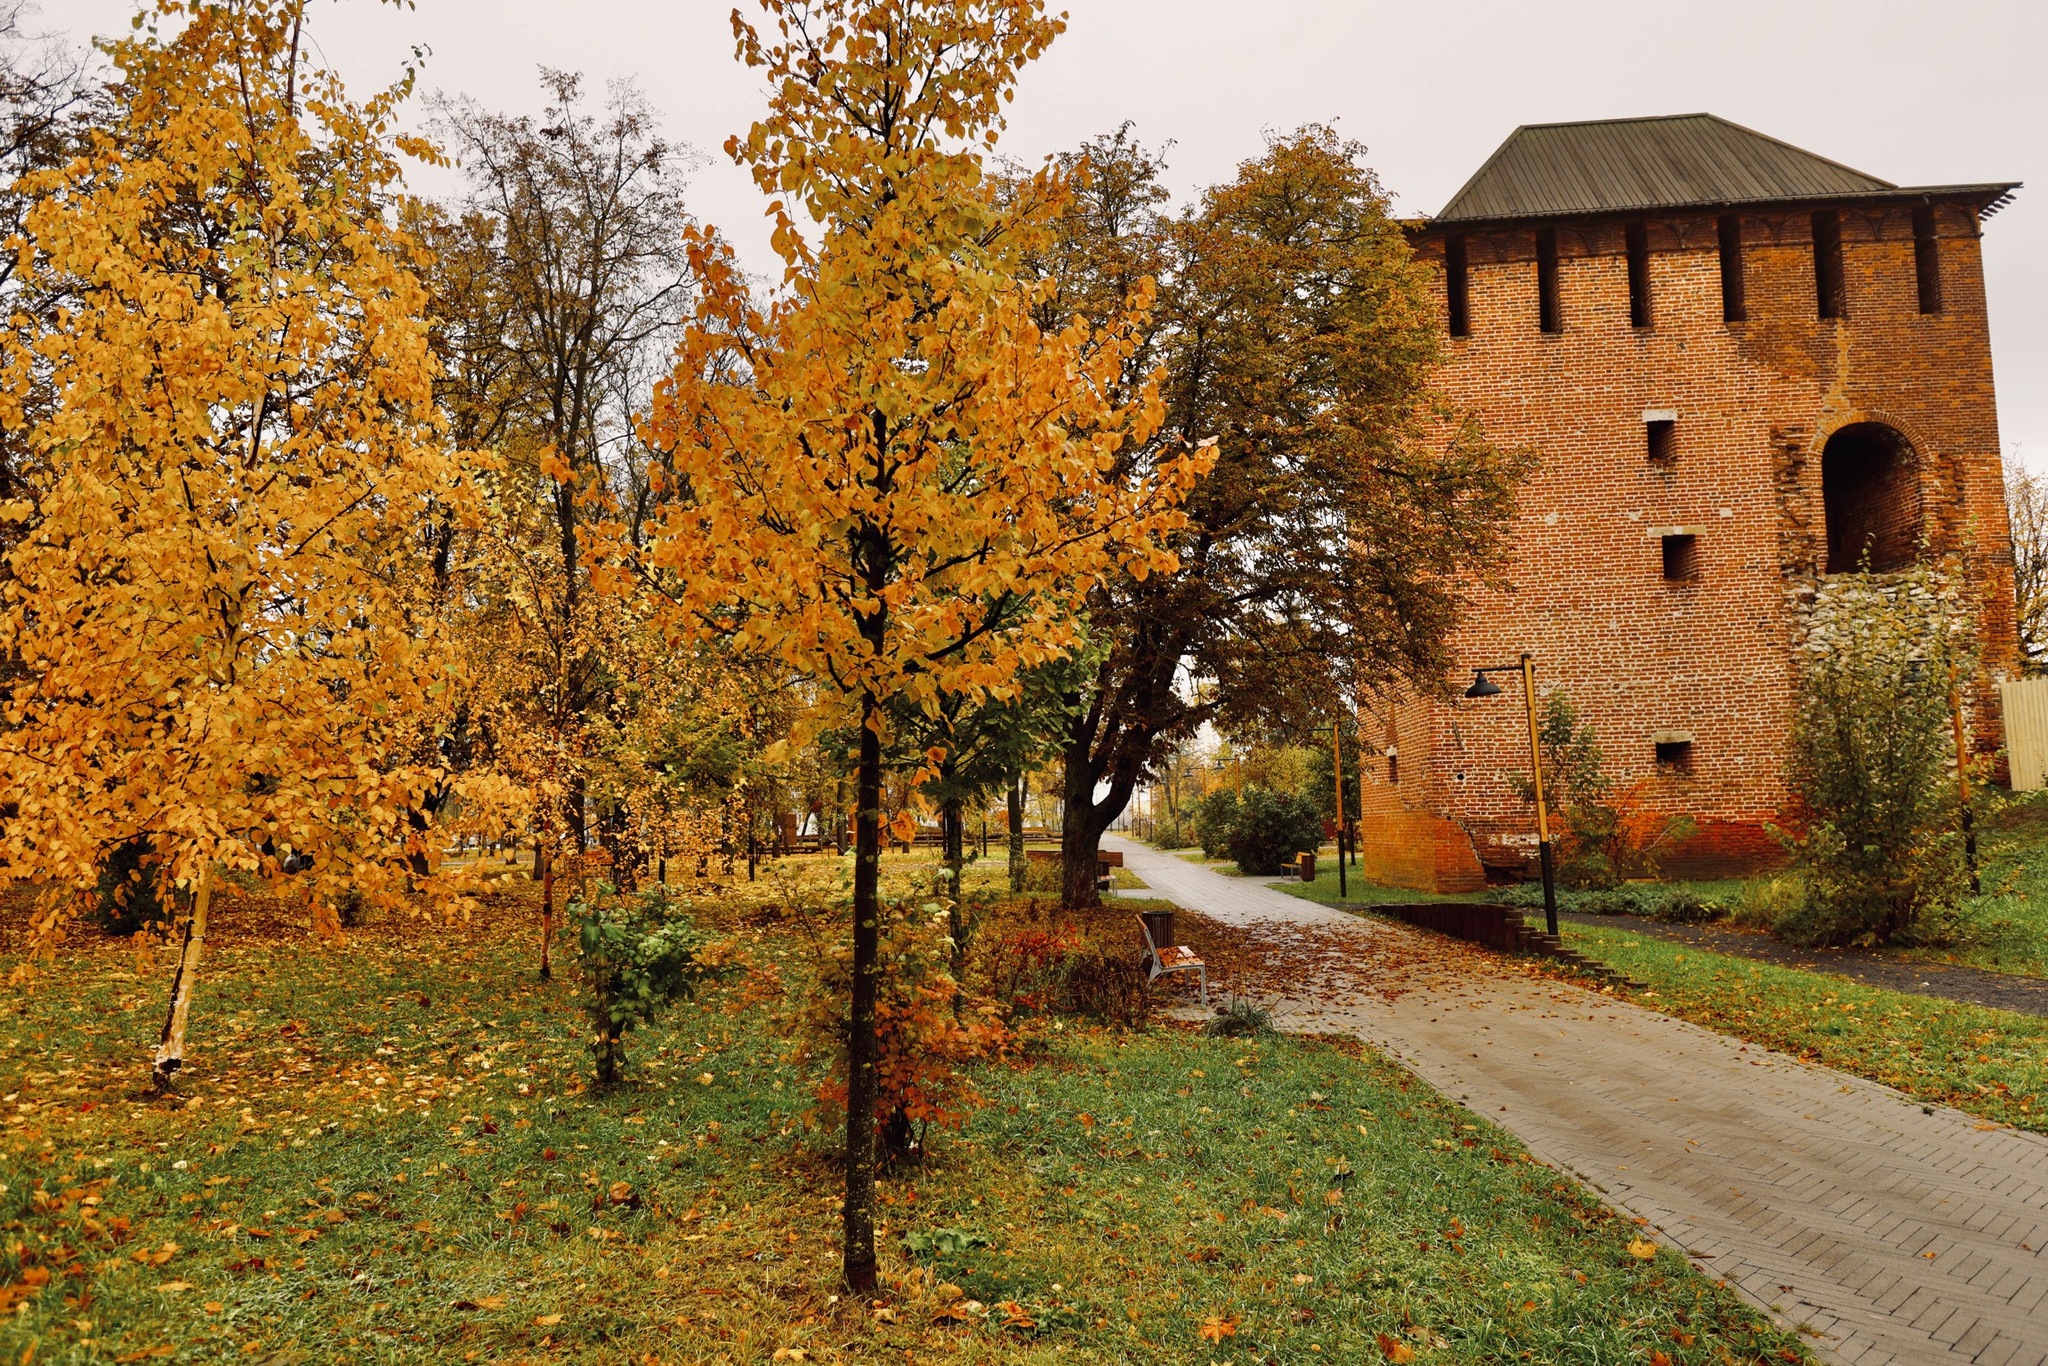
[1821,422,1922,573]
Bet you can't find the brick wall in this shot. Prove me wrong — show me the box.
[1380,200,2018,886]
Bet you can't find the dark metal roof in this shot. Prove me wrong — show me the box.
[1432,113,2018,224]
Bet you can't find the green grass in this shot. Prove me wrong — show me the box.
[1930,792,2048,977]
[0,898,1809,1364]
[1275,863,1465,907]
[1564,922,2048,1133]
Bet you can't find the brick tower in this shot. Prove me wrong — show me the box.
[1361,114,2021,891]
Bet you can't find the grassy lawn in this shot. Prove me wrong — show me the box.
[0,876,1809,1365]
[1277,861,1464,907]
[1564,922,2048,1133]
[1937,793,2048,976]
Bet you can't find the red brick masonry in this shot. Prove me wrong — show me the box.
[1363,196,2018,890]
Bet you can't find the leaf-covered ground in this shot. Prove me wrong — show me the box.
[1,872,1809,1364]
[1563,923,2048,1133]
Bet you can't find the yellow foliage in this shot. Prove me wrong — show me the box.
[0,0,477,959]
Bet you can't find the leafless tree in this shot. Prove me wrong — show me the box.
[2005,449,2048,673]
[419,70,698,854]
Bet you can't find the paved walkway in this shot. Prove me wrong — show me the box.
[1106,837,2048,1366]
[1553,912,2048,1018]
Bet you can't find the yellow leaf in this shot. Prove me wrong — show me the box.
[1197,1312,1237,1343]
[532,1314,562,1327]
[1628,1237,1658,1260]
[154,1281,194,1293]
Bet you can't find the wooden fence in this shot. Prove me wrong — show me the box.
[2002,677,2048,791]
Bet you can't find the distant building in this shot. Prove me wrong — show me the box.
[1360,114,2021,891]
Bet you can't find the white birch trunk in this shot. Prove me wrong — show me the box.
[152,866,212,1092]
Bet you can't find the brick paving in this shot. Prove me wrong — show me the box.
[1107,837,2048,1366]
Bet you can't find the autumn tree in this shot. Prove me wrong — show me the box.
[640,0,1203,1293]
[417,73,696,960]
[0,0,478,1088]
[1036,126,1527,906]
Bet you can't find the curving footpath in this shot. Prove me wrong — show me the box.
[1105,835,2048,1366]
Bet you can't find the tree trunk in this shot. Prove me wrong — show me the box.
[1007,775,1026,893]
[151,867,212,1093]
[1061,748,1109,909]
[565,776,588,898]
[1058,701,1148,910]
[942,795,968,989]
[594,993,622,1085]
[843,694,883,1295]
[538,843,555,982]
[942,795,965,898]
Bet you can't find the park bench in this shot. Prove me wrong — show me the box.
[1026,847,1122,892]
[1136,910,1206,1006]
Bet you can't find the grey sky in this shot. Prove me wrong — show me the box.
[53,0,2048,467]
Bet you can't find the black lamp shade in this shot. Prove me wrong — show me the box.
[1464,671,1502,699]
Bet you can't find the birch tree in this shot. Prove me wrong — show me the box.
[0,0,476,1089]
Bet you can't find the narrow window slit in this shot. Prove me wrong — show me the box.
[1717,215,1746,322]
[1626,221,1651,328]
[1444,234,1470,338]
[1813,210,1846,319]
[1913,207,1942,314]
[1536,227,1561,334]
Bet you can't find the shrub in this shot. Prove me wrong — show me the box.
[1221,785,1322,875]
[572,883,727,1084]
[978,901,1150,1028]
[1019,853,1062,894]
[1726,875,1806,931]
[1191,788,1240,859]
[1145,809,1198,850]
[1781,568,1971,947]
[1511,694,1695,888]
[789,883,1011,1165]
[92,838,169,936]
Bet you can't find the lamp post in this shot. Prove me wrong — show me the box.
[1465,654,1558,938]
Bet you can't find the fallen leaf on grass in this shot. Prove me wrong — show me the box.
[154,1280,195,1293]
[1198,1312,1237,1343]
[532,1314,562,1327]
[1627,1238,1658,1260]
[770,1350,808,1362]
[1377,1333,1416,1362]
[450,1295,507,1311]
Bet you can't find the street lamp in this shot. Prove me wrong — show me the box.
[1464,654,1559,938]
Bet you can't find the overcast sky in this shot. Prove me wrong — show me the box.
[50,0,2048,467]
